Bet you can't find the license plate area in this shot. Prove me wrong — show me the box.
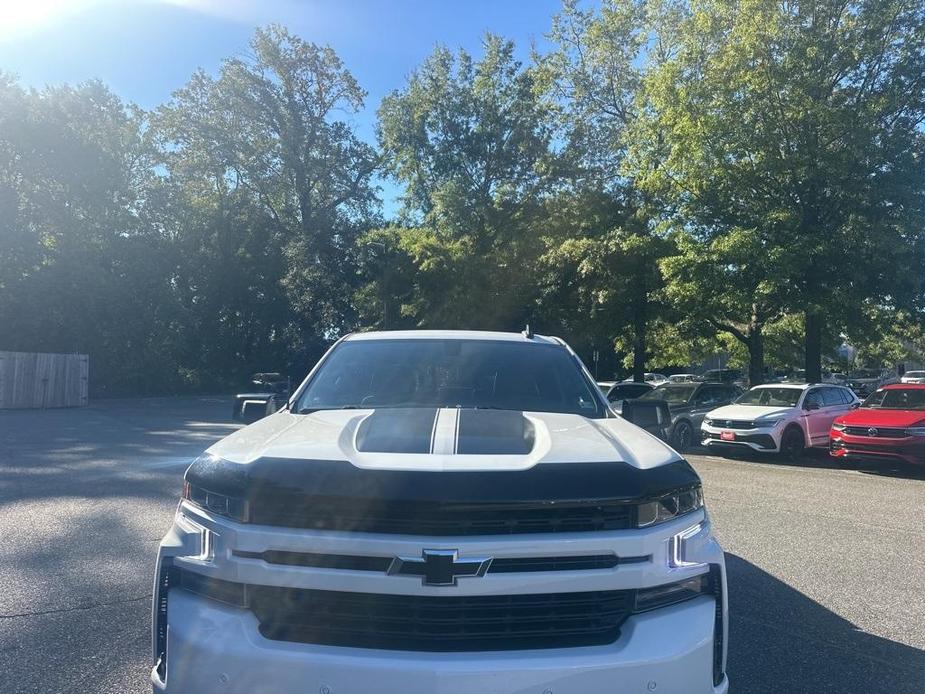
[720,431,736,441]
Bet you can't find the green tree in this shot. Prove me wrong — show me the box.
[539,198,675,378]
[376,35,559,329]
[0,77,182,394]
[538,0,683,380]
[629,0,925,383]
[659,229,790,384]
[156,25,380,346]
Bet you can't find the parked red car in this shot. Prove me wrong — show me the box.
[830,384,925,466]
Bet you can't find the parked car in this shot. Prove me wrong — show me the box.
[623,372,669,386]
[668,373,700,383]
[154,330,729,693]
[781,369,845,385]
[639,382,740,452]
[700,368,742,385]
[830,384,925,466]
[596,380,618,394]
[847,369,893,398]
[900,370,925,384]
[702,383,859,459]
[605,380,654,413]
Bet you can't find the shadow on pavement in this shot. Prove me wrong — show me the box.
[0,395,240,507]
[726,552,925,693]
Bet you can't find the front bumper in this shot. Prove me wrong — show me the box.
[152,502,728,694]
[830,434,925,466]
[701,423,781,453]
[154,588,727,694]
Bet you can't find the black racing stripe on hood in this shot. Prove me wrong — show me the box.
[186,456,701,507]
[456,409,534,455]
[355,408,438,454]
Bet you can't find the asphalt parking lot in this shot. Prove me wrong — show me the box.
[1,397,924,694]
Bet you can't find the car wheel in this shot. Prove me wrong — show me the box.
[779,426,805,461]
[672,421,694,452]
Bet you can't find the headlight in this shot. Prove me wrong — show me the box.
[704,418,714,427]
[637,486,704,527]
[906,427,925,437]
[756,417,785,428]
[183,481,249,522]
[831,422,847,431]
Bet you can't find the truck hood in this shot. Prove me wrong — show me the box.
[207,407,679,472]
[191,408,699,511]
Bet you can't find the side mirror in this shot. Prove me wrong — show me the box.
[804,400,821,411]
[622,399,671,440]
[233,395,275,423]
[851,401,861,409]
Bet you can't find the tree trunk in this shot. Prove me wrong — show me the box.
[632,303,646,383]
[747,323,765,387]
[804,311,823,383]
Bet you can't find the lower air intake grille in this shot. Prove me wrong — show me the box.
[251,587,634,651]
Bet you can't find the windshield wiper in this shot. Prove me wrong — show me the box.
[297,404,361,414]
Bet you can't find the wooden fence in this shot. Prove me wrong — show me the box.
[0,352,89,409]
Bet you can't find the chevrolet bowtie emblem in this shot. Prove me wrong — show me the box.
[388,549,493,586]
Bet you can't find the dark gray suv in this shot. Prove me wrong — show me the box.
[639,382,741,451]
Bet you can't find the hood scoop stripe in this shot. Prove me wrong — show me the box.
[355,408,536,456]
[456,409,535,455]
[355,408,439,454]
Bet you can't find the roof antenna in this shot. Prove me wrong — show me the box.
[522,324,534,339]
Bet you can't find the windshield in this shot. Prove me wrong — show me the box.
[862,388,925,410]
[640,384,697,404]
[296,339,604,417]
[736,387,802,407]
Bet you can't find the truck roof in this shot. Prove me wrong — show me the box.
[343,330,562,346]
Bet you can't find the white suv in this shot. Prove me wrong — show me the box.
[701,383,859,458]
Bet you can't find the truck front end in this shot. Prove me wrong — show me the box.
[152,332,728,694]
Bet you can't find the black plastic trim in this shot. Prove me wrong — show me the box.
[233,549,647,573]
[711,563,726,686]
[186,457,700,507]
[185,457,701,533]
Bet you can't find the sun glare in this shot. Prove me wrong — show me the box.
[0,0,103,40]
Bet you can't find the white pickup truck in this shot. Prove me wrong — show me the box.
[152,330,728,693]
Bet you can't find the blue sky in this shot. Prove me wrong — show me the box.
[0,0,564,212]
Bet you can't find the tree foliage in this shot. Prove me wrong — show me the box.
[374,36,559,329]
[1,11,923,396]
[628,0,925,381]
